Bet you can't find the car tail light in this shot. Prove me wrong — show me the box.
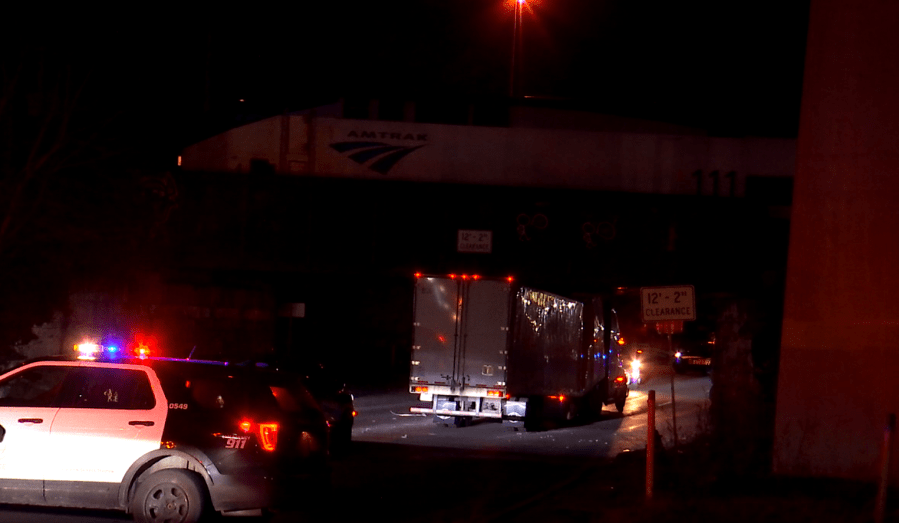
[238,419,279,451]
[258,423,279,452]
[615,375,626,384]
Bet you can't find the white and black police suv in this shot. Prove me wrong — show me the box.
[0,354,330,523]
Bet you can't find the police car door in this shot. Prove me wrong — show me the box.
[47,363,167,486]
[0,362,68,503]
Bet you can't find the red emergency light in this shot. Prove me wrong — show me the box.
[134,343,151,359]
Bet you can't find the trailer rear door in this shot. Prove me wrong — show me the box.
[411,276,510,392]
[412,276,459,388]
[458,279,510,390]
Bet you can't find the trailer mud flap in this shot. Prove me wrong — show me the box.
[502,399,527,428]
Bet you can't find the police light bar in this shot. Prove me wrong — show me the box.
[134,343,151,359]
[75,342,101,360]
[75,341,127,361]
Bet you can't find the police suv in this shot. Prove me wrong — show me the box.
[0,351,330,522]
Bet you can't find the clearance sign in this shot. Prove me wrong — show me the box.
[640,285,696,322]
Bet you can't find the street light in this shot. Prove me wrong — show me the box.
[509,0,525,98]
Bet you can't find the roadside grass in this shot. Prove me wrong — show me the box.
[597,395,896,523]
[600,432,893,523]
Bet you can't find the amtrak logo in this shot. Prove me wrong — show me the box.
[330,131,428,175]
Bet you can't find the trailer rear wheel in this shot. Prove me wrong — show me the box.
[523,399,546,432]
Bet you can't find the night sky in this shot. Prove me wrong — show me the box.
[3,1,810,156]
[0,1,810,361]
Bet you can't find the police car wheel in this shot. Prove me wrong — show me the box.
[131,470,207,523]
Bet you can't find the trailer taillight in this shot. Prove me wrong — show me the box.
[413,386,429,394]
[487,389,502,397]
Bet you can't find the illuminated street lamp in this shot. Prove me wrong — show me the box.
[509,0,525,98]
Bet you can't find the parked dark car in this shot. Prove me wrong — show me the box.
[240,359,356,456]
[673,327,716,374]
[296,363,355,454]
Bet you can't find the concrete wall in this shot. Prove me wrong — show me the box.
[774,0,899,482]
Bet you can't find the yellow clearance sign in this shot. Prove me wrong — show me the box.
[640,285,696,322]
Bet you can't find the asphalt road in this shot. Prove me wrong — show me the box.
[280,371,714,522]
[351,372,712,458]
[0,372,713,523]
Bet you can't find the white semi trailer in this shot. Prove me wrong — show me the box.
[409,274,628,429]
